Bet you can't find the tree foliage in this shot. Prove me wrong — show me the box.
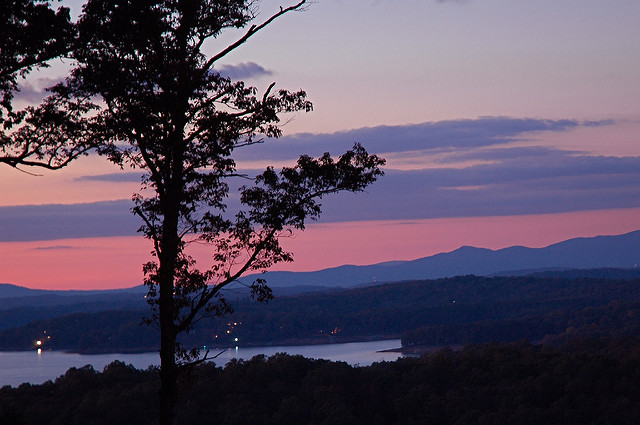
[0,0,96,170]
[0,0,73,112]
[52,0,384,422]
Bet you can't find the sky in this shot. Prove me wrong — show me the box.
[1,0,640,289]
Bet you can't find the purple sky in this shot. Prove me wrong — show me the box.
[1,0,639,289]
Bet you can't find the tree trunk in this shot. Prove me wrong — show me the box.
[158,254,177,425]
[159,326,177,425]
[157,188,182,425]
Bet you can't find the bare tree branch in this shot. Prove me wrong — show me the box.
[203,1,308,71]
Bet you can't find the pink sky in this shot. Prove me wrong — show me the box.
[1,1,639,290]
[3,207,639,290]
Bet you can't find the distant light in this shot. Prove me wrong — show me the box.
[37,348,42,355]
[234,337,238,342]
[36,340,42,346]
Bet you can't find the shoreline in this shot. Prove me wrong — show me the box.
[379,344,464,355]
[4,335,403,356]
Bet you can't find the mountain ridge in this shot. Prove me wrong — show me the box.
[246,230,640,288]
[2,230,639,296]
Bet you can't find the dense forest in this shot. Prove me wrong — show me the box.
[1,275,640,352]
[3,273,640,423]
[2,338,640,424]
[401,299,640,347]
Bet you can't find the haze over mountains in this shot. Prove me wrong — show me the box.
[245,230,640,288]
[1,230,639,300]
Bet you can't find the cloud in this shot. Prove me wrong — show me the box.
[14,77,63,103]
[13,83,46,103]
[0,200,139,242]
[76,173,142,183]
[33,245,76,251]
[1,117,636,242]
[217,62,273,80]
[2,148,638,241]
[232,117,612,163]
[315,149,640,222]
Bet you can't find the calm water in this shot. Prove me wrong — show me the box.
[0,339,402,388]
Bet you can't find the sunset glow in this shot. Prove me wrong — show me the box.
[1,0,639,290]
[3,208,639,290]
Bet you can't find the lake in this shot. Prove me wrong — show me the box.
[0,339,402,388]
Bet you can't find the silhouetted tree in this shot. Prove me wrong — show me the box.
[1,0,95,170]
[57,1,385,423]
[1,0,73,111]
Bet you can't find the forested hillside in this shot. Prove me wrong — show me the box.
[1,275,640,353]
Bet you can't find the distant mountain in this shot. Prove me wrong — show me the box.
[0,285,147,313]
[255,230,640,288]
[0,284,147,299]
[0,282,327,312]
[0,283,48,299]
[2,231,639,299]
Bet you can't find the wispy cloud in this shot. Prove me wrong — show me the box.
[232,117,613,163]
[217,62,273,80]
[0,200,138,242]
[33,245,76,251]
[76,173,142,183]
[317,148,640,221]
